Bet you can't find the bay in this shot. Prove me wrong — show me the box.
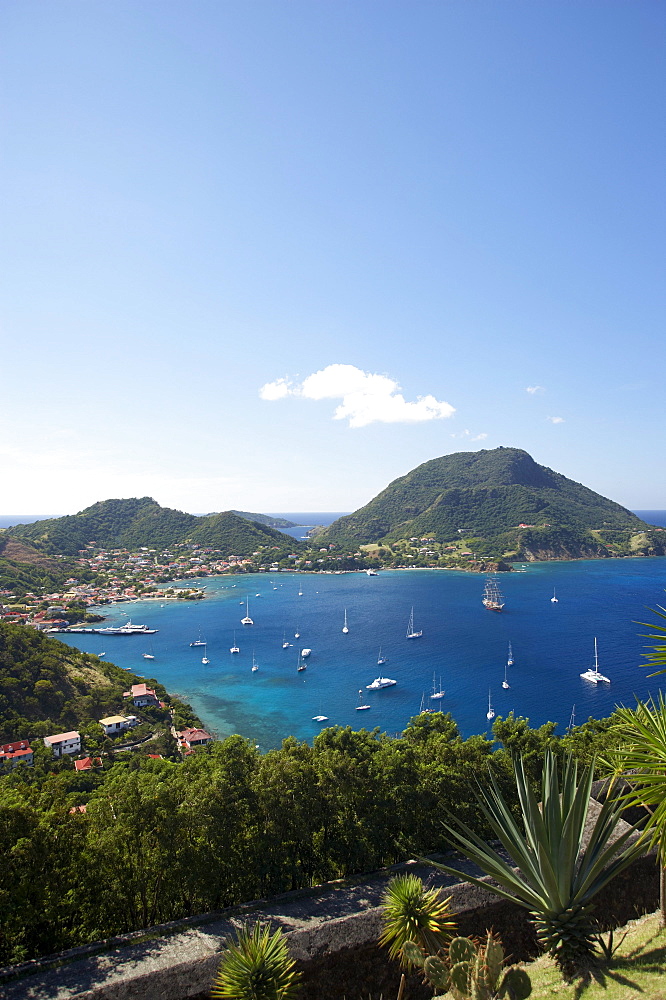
[59,558,666,752]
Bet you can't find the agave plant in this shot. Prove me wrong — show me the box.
[211,922,301,1000]
[424,751,643,978]
[378,873,456,966]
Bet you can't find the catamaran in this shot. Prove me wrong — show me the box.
[580,637,610,684]
[251,650,259,672]
[241,598,254,626]
[230,631,240,654]
[482,576,504,612]
[406,607,423,639]
[342,609,349,634]
[201,643,210,665]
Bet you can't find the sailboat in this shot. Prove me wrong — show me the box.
[296,650,306,672]
[294,628,300,639]
[486,690,495,721]
[241,598,254,626]
[312,703,328,722]
[580,637,610,684]
[507,642,514,667]
[298,584,303,597]
[342,609,349,634]
[551,588,559,603]
[201,643,210,665]
[143,643,155,660]
[406,606,423,639]
[230,631,240,654]
[282,631,291,649]
[251,650,259,672]
[377,647,388,665]
[502,665,510,690]
[356,689,371,711]
[189,628,206,647]
[482,577,504,612]
[430,672,445,700]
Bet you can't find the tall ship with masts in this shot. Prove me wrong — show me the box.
[482,576,505,612]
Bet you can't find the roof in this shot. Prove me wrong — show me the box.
[99,715,129,726]
[128,683,157,697]
[44,730,80,743]
[0,741,31,753]
[75,756,102,771]
[178,727,212,742]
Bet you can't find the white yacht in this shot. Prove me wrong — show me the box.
[301,648,311,658]
[201,643,210,665]
[366,676,397,690]
[241,598,254,626]
[342,609,349,634]
[430,673,445,700]
[406,607,423,639]
[551,588,559,603]
[580,637,610,684]
[230,631,240,654]
[356,689,371,710]
[486,690,495,721]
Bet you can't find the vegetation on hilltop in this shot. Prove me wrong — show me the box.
[230,510,297,529]
[8,498,301,558]
[0,536,97,599]
[320,448,655,557]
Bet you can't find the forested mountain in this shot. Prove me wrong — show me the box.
[8,498,301,556]
[321,448,652,549]
[229,511,297,529]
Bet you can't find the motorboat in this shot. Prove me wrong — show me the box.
[366,676,396,690]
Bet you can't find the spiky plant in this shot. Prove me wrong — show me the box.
[608,693,666,925]
[379,873,456,966]
[211,922,301,1000]
[423,751,644,979]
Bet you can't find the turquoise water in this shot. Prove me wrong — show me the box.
[59,558,666,751]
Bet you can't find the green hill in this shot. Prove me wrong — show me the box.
[8,498,301,557]
[229,511,297,529]
[321,448,656,558]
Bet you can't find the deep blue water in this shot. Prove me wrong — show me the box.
[58,559,666,752]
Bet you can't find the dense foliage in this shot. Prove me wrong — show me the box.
[230,511,297,529]
[0,622,183,742]
[8,498,301,558]
[0,536,95,599]
[321,447,652,549]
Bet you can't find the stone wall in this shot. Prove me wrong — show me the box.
[1,810,659,1000]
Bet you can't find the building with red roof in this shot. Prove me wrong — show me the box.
[176,727,213,750]
[0,741,33,769]
[123,683,160,707]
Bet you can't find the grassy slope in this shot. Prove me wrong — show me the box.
[524,912,666,999]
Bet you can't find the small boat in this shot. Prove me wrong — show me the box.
[190,628,206,647]
[301,648,311,658]
[296,651,306,672]
[429,672,445,700]
[99,652,106,657]
[282,630,291,649]
[294,629,300,639]
[202,643,210,665]
[143,644,155,660]
[255,593,261,598]
[377,647,388,665]
[230,631,240,654]
[366,676,397,690]
[502,665,510,690]
[342,609,349,634]
[551,588,559,603]
[580,637,610,684]
[482,577,504,612]
[507,641,514,667]
[241,598,254,626]
[251,651,259,672]
[366,568,378,576]
[298,585,303,597]
[312,714,328,723]
[486,690,495,721]
[406,606,423,639]
[356,688,371,710]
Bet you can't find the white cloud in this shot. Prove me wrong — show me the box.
[451,429,488,442]
[259,377,293,401]
[526,385,545,394]
[547,416,565,424]
[259,363,455,428]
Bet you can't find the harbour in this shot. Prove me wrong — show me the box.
[57,557,666,752]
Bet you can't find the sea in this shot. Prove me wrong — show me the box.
[6,509,666,750]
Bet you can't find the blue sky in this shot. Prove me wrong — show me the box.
[1,1,664,514]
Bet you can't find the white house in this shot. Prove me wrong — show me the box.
[44,731,81,757]
[98,715,140,736]
[122,683,160,708]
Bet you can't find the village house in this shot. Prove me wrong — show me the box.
[43,731,81,757]
[74,756,103,771]
[98,714,139,736]
[123,683,160,708]
[176,727,213,751]
[0,740,34,769]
